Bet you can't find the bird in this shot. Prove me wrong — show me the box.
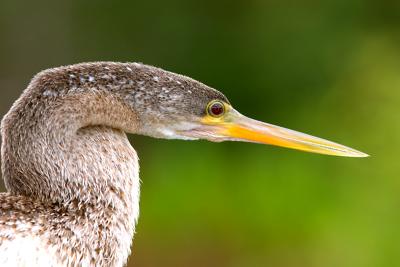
[0,62,367,266]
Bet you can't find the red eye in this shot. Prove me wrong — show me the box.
[207,101,225,117]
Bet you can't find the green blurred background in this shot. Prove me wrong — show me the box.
[0,0,399,266]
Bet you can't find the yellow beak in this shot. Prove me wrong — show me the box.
[201,109,368,157]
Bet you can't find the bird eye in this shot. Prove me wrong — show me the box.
[207,100,225,117]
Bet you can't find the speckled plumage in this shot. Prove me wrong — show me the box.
[0,62,229,266]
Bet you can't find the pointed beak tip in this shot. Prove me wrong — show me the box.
[353,151,370,158]
[337,148,369,158]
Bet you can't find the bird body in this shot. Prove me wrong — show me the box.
[1,63,144,266]
[0,62,367,266]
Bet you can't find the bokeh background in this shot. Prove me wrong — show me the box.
[1,1,399,266]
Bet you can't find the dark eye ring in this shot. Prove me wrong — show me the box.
[207,100,225,117]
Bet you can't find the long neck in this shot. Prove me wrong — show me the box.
[1,63,143,266]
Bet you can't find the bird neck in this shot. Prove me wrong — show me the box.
[1,67,142,265]
[2,91,139,205]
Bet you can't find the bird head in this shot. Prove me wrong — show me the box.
[129,64,367,157]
